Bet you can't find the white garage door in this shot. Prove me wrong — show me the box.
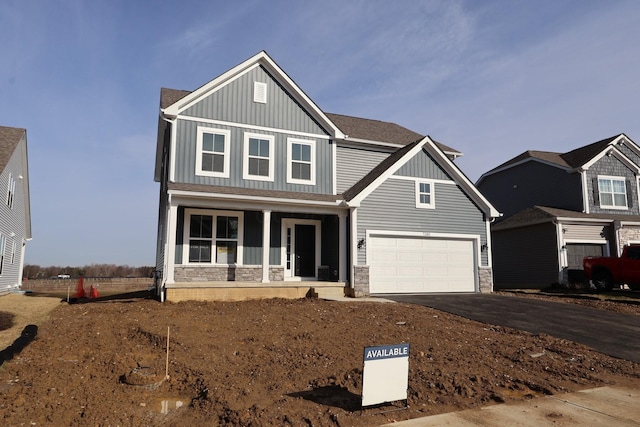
[368,235,476,293]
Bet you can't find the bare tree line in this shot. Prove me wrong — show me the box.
[23,264,154,279]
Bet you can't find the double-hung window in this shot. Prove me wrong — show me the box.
[0,235,6,275]
[415,180,435,209]
[287,138,315,184]
[598,176,627,209]
[243,133,274,181]
[196,127,230,177]
[185,209,243,265]
[6,173,15,209]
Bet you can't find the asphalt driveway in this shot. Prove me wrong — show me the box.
[380,294,640,363]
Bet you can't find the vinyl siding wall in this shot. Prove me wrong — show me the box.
[492,223,559,288]
[395,151,452,180]
[172,120,334,193]
[356,178,488,265]
[0,137,29,293]
[336,145,390,193]
[478,162,582,219]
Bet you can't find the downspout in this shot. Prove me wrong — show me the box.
[553,221,565,284]
[580,170,590,214]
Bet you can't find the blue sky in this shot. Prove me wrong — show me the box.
[2,0,640,266]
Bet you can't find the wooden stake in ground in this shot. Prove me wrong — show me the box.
[165,326,170,380]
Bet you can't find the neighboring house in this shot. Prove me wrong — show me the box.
[154,51,499,302]
[0,126,32,295]
[477,133,640,288]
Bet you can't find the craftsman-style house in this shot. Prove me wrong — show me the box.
[0,126,31,294]
[154,51,499,301]
[477,133,640,288]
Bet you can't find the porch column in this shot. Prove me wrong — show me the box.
[350,207,358,282]
[262,209,271,283]
[338,211,347,282]
[165,198,178,285]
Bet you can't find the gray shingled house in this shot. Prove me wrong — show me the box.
[0,126,31,294]
[153,51,499,302]
[477,133,640,288]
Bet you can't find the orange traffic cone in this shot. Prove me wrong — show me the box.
[75,277,85,298]
[89,285,99,299]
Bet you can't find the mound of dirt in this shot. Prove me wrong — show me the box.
[0,295,638,426]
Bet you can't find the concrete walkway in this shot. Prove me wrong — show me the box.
[383,386,640,426]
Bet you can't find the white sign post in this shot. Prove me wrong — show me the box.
[361,343,410,407]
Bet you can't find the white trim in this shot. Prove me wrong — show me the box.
[165,197,177,285]
[286,138,316,185]
[262,210,271,283]
[580,146,640,173]
[332,141,337,195]
[596,175,629,210]
[195,127,231,178]
[168,190,343,213]
[555,222,565,281]
[243,132,275,182]
[390,175,455,185]
[581,170,590,214]
[339,211,347,283]
[177,115,330,140]
[182,208,244,265]
[484,220,493,268]
[415,180,435,209]
[280,218,321,280]
[169,118,177,182]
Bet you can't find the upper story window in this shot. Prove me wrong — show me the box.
[287,138,315,185]
[243,133,274,181]
[415,180,435,209]
[6,173,15,209]
[185,209,243,265]
[0,234,6,275]
[598,176,627,209]
[196,127,230,178]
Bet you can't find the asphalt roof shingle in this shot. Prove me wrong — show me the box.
[0,126,25,172]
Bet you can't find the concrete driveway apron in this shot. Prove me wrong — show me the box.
[380,294,640,363]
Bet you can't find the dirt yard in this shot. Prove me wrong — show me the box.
[0,290,639,426]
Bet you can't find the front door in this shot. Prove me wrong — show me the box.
[294,224,316,277]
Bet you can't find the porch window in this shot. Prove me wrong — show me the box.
[415,180,435,209]
[598,176,627,208]
[196,127,230,178]
[287,138,315,184]
[243,133,274,181]
[185,209,243,264]
[6,173,15,209]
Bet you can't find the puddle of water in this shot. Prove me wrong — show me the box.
[156,397,188,415]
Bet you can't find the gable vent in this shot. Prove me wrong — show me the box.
[254,81,267,104]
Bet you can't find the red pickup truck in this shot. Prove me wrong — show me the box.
[583,244,640,291]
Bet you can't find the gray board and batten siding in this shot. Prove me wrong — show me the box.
[172,120,334,194]
[356,178,489,265]
[173,65,335,193]
[586,154,639,215]
[182,65,329,136]
[492,222,559,289]
[478,160,583,220]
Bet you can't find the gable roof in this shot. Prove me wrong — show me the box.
[0,126,25,173]
[344,136,500,217]
[492,205,640,231]
[477,133,632,185]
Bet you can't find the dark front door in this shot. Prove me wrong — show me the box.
[295,224,315,277]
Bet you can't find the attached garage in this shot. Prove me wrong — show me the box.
[368,234,477,294]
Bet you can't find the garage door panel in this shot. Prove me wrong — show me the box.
[369,235,475,294]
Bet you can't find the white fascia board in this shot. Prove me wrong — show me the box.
[168,189,344,213]
[476,158,570,186]
[577,145,639,173]
[614,133,640,157]
[555,216,615,225]
[423,137,501,218]
[18,135,32,239]
[162,51,344,139]
[348,139,429,206]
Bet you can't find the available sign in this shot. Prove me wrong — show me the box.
[361,343,410,407]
